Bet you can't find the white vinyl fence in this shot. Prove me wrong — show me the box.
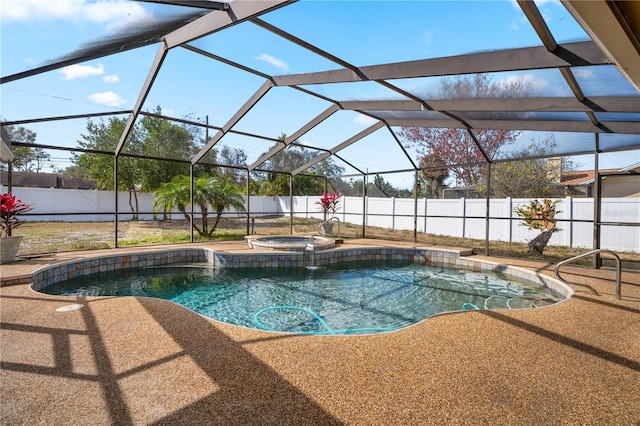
[285,195,639,252]
[3,186,638,252]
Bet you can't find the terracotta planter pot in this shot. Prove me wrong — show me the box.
[0,236,23,264]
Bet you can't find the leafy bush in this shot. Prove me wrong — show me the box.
[515,199,560,255]
[0,193,33,237]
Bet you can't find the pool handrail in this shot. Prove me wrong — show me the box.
[318,216,341,237]
[554,249,622,299]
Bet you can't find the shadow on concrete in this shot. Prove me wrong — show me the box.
[137,297,344,425]
[481,310,640,372]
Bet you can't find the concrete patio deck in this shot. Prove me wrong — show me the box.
[1,239,639,425]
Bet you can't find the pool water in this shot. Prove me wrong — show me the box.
[40,261,564,335]
[258,236,315,244]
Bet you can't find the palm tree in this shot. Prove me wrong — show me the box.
[153,175,190,220]
[153,175,245,237]
[206,177,246,234]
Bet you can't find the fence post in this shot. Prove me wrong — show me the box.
[391,197,396,230]
[461,197,466,238]
[49,187,56,220]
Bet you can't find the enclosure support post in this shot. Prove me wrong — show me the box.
[6,161,12,193]
[114,155,119,248]
[413,170,419,243]
[289,174,293,235]
[485,162,491,256]
[323,177,328,222]
[189,164,194,243]
[246,169,251,235]
[593,134,602,268]
[362,174,367,238]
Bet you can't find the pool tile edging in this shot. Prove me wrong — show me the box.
[27,246,573,298]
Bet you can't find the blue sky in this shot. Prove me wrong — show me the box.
[1,0,638,188]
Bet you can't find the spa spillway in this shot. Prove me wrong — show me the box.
[245,235,335,251]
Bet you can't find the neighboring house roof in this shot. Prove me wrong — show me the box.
[446,164,633,193]
[560,169,618,186]
[620,162,640,172]
[565,163,640,186]
[0,171,97,189]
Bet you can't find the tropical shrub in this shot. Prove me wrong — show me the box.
[316,193,342,219]
[515,199,561,255]
[0,193,33,237]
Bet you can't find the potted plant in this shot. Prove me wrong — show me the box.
[515,198,560,255]
[1,193,33,264]
[316,193,342,236]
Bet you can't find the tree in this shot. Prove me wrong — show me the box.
[1,125,51,172]
[256,134,344,196]
[418,155,449,198]
[71,108,201,218]
[400,74,531,187]
[215,145,248,186]
[73,117,143,216]
[207,177,246,233]
[138,107,197,192]
[153,175,245,237]
[371,175,395,197]
[489,134,579,198]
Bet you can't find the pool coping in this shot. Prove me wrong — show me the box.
[25,245,574,299]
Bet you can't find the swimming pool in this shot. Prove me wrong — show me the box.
[38,260,566,335]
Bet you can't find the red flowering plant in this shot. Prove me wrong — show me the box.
[1,193,33,237]
[316,193,342,219]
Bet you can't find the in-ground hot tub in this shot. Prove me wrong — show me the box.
[245,235,335,251]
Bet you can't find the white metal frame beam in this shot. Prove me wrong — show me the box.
[248,104,340,171]
[271,41,608,87]
[291,121,385,176]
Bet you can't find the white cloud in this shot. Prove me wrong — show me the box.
[573,69,595,79]
[354,114,378,126]
[510,15,529,31]
[60,63,104,80]
[103,74,119,83]
[523,74,550,92]
[255,54,289,72]
[88,91,127,107]
[500,74,549,94]
[510,0,560,29]
[1,0,155,30]
[421,30,434,46]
